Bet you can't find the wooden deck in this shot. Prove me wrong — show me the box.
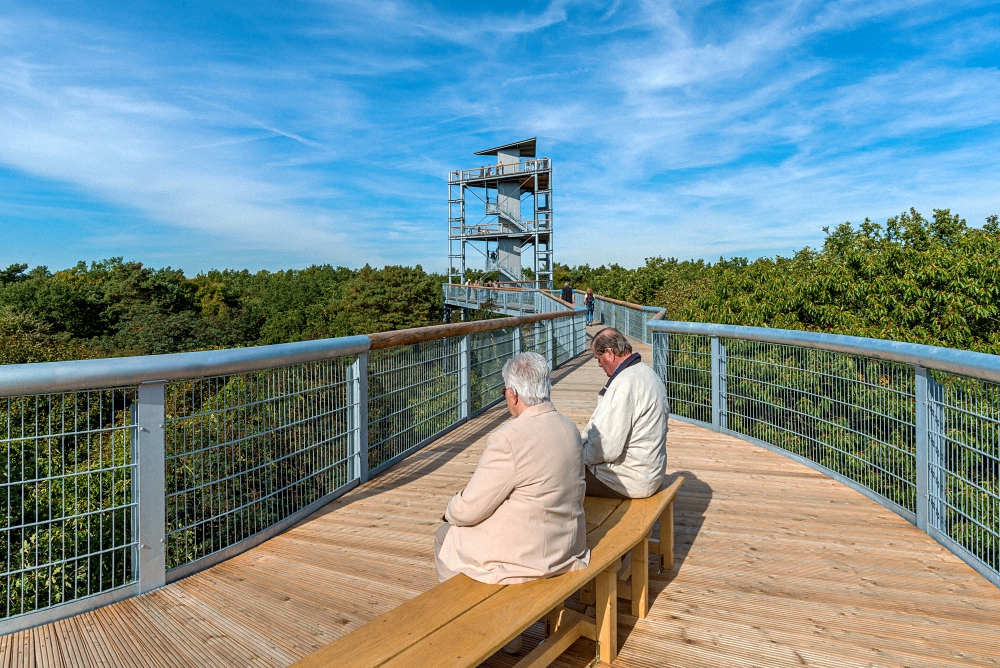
[4,331,1000,667]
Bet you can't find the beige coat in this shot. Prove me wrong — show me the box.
[436,402,591,585]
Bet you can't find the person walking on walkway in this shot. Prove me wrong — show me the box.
[560,280,574,305]
[584,288,595,325]
[581,328,669,499]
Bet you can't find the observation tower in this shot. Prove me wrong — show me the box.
[447,138,553,287]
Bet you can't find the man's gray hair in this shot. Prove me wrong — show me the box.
[502,352,551,407]
[593,328,632,356]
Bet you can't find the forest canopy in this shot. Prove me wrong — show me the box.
[0,261,444,364]
[565,208,1000,354]
[3,207,999,364]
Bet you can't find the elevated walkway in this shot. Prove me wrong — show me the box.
[5,330,999,667]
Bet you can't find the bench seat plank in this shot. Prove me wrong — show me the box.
[290,576,502,668]
[583,498,623,532]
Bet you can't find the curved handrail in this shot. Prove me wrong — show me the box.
[0,336,372,398]
[647,320,1000,384]
[368,308,585,349]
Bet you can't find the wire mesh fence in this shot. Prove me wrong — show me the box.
[367,338,462,472]
[928,372,1000,576]
[164,359,356,570]
[652,332,712,424]
[651,323,1000,586]
[470,327,516,415]
[593,299,656,344]
[1,388,137,620]
[723,340,916,512]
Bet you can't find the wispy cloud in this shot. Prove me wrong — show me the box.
[0,0,997,273]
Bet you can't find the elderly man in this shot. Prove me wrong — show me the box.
[434,351,591,589]
[582,328,669,499]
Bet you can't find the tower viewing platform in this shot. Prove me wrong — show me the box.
[0,290,998,666]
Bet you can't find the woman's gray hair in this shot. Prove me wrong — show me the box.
[501,352,551,407]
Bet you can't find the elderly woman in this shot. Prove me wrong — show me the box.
[434,352,591,587]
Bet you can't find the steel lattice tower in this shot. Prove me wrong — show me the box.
[448,138,553,287]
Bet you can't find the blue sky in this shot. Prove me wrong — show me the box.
[1,1,998,275]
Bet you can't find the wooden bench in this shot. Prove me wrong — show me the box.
[290,475,683,668]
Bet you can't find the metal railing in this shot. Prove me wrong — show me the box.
[449,158,551,184]
[443,284,571,316]
[483,201,532,233]
[0,308,588,633]
[578,292,663,344]
[485,255,526,282]
[648,319,1000,589]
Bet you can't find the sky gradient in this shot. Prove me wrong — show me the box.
[1,0,998,274]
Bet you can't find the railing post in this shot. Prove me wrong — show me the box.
[710,337,723,432]
[914,367,929,531]
[136,380,166,593]
[349,353,370,484]
[459,334,471,420]
[928,371,946,532]
[544,320,554,368]
[512,322,521,356]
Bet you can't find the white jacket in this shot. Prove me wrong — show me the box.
[582,359,669,498]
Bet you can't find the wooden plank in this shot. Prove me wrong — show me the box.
[288,575,503,668]
[583,497,623,533]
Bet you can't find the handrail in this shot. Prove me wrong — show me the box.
[449,158,551,184]
[367,308,585,349]
[647,320,1000,384]
[446,282,526,293]
[0,336,372,398]
[583,292,661,312]
[0,305,586,394]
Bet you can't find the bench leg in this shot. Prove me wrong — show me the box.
[594,563,617,664]
[650,500,675,573]
[631,533,650,619]
[663,500,675,572]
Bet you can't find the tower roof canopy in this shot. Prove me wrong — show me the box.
[474,138,536,158]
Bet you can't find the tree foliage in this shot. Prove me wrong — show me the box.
[563,209,1000,354]
[0,259,445,363]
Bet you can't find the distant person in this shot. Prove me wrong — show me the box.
[435,352,590,653]
[581,328,669,499]
[560,281,574,304]
[584,288,595,326]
